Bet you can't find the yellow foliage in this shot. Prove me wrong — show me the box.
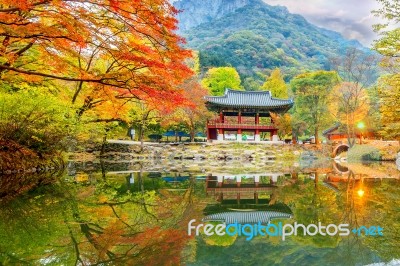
[329,82,370,126]
[261,68,289,99]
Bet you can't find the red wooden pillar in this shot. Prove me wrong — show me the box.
[238,111,242,124]
[217,112,224,141]
[255,113,260,141]
[238,129,242,134]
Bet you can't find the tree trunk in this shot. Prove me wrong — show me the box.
[190,121,195,143]
[349,125,357,148]
[100,128,109,156]
[190,129,195,143]
[292,130,297,144]
[315,126,319,145]
[291,172,298,180]
[140,126,144,150]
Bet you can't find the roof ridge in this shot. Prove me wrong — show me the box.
[322,122,342,135]
[227,89,271,94]
[271,96,294,102]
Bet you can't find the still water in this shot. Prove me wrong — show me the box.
[0,160,399,265]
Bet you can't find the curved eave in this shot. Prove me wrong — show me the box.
[205,101,294,109]
[204,88,294,111]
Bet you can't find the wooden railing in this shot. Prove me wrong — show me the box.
[207,119,276,130]
[206,187,276,193]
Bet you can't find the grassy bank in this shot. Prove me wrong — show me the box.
[348,143,399,162]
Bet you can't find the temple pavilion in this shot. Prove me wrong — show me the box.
[205,89,293,142]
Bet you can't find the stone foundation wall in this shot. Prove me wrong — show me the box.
[91,142,327,163]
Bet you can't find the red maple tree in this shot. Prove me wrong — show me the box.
[0,0,193,108]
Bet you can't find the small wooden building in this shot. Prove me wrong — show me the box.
[323,123,375,143]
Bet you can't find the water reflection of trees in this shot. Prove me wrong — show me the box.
[0,161,398,265]
[0,163,201,265]
[278,171,342,248]
[339,168,400,262]
[338,170,369,265]
[278,165,400,264]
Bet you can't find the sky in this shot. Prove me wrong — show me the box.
[263,0,381,47]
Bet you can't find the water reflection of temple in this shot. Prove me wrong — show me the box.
[206,173,283,204]
[203,173,292,224]
[204,173,292,217]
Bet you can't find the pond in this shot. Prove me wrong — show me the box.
[0,160,399,265]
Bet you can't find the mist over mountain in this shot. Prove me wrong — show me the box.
[174,0,373,82]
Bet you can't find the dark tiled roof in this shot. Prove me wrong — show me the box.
[322,123,341,135]
[205,89,294,109]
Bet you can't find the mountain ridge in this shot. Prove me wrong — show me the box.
[174,0,372,82]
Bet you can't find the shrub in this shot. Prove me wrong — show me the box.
[0,86,75,155]
[347,145,382,161]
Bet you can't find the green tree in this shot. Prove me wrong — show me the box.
[291,71,340,144]
[372,0,400,140]
[378,74,400,140]
[261,68,289,98]
[129,100,162,146]
[201,67,243,96]
[243,77,261,91]
[373,0,400,58]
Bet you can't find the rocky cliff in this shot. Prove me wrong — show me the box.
[174,0,257,32]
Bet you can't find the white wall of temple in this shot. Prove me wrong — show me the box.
[215,174,283,183]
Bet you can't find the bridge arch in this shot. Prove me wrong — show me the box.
[333,144,349,157]
[332,161,350,175]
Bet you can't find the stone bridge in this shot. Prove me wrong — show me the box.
[332,144,350,157]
